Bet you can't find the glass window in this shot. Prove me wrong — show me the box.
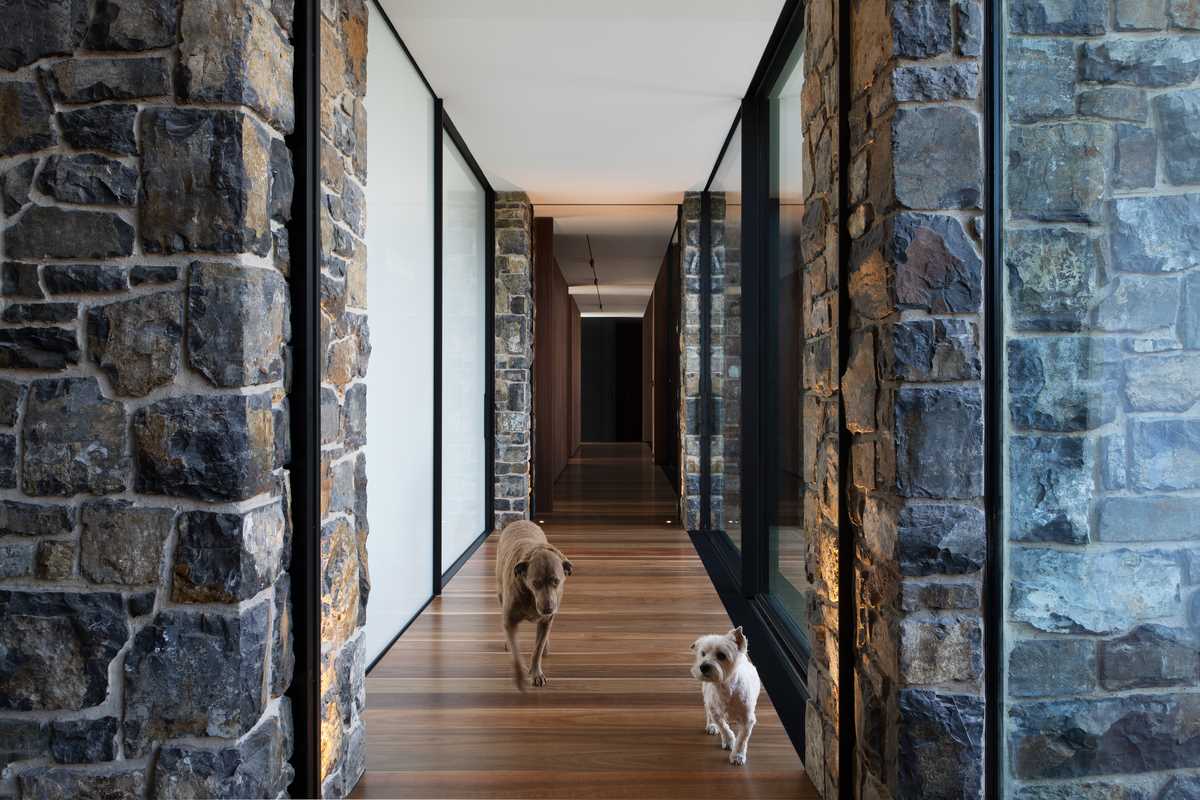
[363,2,436,664]
[767,36,812,639]
[1001,9,1200,793]
[710,125,742,553]
[440,136,488,573]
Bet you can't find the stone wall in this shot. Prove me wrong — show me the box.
[681,192,703,530]
[1002,6,1200,797]
[845,0,986,796]
[799,0,842,795]
[494,192,533,528]
[0,0,296,797]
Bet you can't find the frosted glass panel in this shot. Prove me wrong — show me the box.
[440,138,487,572]
[363,2,435,665]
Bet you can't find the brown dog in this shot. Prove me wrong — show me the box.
[495,520,573,690]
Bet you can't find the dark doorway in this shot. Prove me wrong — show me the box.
[581,318,643,442]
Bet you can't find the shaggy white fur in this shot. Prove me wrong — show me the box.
[690,626,761,766]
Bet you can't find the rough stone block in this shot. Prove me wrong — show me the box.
[22,377,126,496]
[35,540,73,580]
[0,433,14,487]
[900,616,981,684]
[0,500,74,536]
[1180,272,1200,348]
[321,517,360,649]
[0,81,57,156]
[87,291,183,397]
[1006,228,1101,331]
[44,56,169,101]
[187,262,287,387]
[37,154,138,205]
[343,382,366,448]
[890,0,951,57]
[123,600,270,755]
[270,137,294,223]
[955,0,981,55]
[141,108,272,256]
[18,763,146,800]
[1010,547,1180,634]
[49,716,118,764]
[1099,625,1197,689]
[1,159,36,215]
[1081,38,1200,87]
[129,264,179,286]
[5,207,134,260]
[132,392,275,501]
[1155,89,1200,185]
[0,379,22,426]
[898,502,985,576]
[1129,418,1200,491]
[272,573,294,697]
[83,0,178,50]
[0,0,84,70]
[1006,39,1075,124]
[1009,435,1093,544]
[1010,0,1105,32]
[898,690,983,798]
[1077,87,1148,123]
[893,106,981,209]
[80,499,173,586]
[173,501,286,603]
[0,718,49,776]
[1115,0,1166,29]
[57,104,138,155]
[1114,123,1158,190]
[0,541,34,577]
[893,64,978,102]
[1094,274,1180,332]
[1007,123,1109,223]
[153,699,292,799]
[1124,353,1200,411]
[901,581,979,611]
[43,264,128,294]
[1,302,77,324]
[1170,0,1200,29]
[0,590,126,710]
[889,213,982,313]
[178,0,294,132]
[1112,193,1200,273]
[2,261,43,298]
[895,387,982,499]
[1100,494,1200,542]
[1007,336,1121,432]
[1009,639,1097,697]
[887,318,980,381]
[1010,693,1200,779]
[0,327,78,370]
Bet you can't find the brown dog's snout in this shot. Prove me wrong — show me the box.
[539,602,556,615]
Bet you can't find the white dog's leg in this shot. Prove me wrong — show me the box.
[529,617,553,687]
[704,703,719,736]
[716,717,735,751]
[729,716,755,766]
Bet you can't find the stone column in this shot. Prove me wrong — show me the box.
[681,192,703,529]
[494,192,533,528]
[0,0,297,797]
[318,0,370,796]
[846,0,986,797]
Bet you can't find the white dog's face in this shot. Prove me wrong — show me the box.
[690,627,747,684]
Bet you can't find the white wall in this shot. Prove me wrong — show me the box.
[440,141,489,572]
[363,3,436,665]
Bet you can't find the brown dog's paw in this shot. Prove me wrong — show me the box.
[530,670,548,687]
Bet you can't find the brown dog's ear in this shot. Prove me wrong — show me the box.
[514,561,528,578]
[561,558,574,576]
[729,626,747,652]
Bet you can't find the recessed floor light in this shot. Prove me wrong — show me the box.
[538,519,545,524]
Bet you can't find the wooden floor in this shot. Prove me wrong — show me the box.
[352,443,816,799]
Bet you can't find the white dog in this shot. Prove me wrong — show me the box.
[690,626,760,766]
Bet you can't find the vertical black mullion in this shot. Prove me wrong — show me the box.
[485,188,496,538]
[984,0,1004,795]
[836,0,856,791]
[740,96,767,599]
[432,101,444,594]
[285,0,319,792]
[699,192,712,533]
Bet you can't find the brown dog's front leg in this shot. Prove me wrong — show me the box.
[504,621,526,691]
[530,617,554,687]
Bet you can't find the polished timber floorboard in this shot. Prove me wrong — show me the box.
[352,443,817,799]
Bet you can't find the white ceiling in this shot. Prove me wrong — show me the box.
[539,205,678,315]
[377,0,784,204]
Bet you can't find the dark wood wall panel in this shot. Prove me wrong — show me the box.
[533,217,573,513]
[643,299,653,444]
[571,299,582,454]
[652,245,674,467]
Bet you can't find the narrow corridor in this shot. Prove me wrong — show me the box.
[352,444,816,799]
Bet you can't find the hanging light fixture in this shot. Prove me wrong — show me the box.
[585,234,603,312]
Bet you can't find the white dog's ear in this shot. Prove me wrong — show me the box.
[561,558,574,576]
[514,561,528,578]
[729,626,747,652]
[690,640,698,651]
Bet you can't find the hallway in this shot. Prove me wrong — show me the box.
[352,444,816,799]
